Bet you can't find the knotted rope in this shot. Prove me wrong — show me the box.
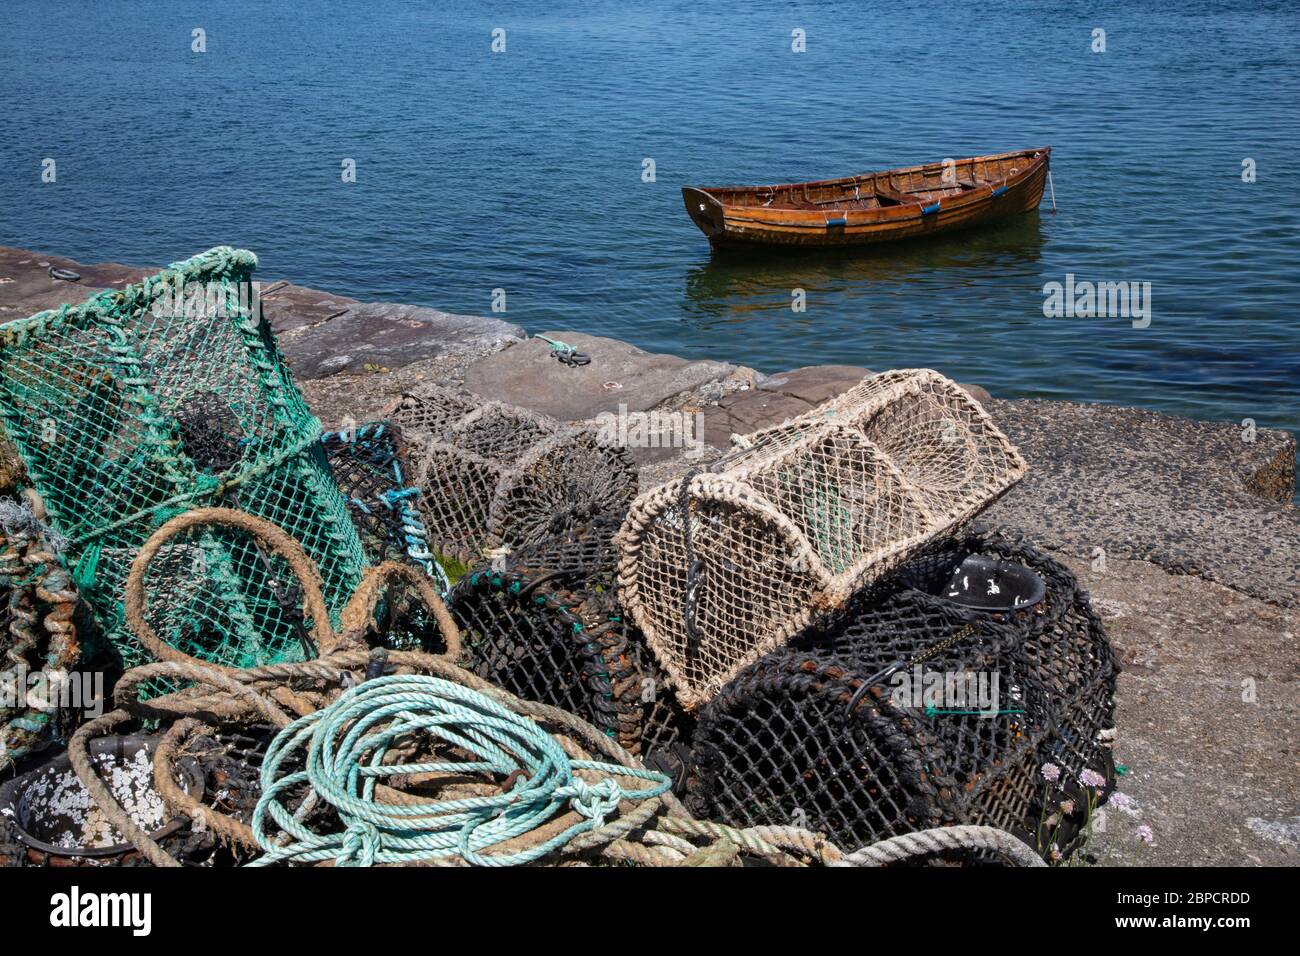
[249,673,671,867]
[125,507,461,669]
[321,423,452,597]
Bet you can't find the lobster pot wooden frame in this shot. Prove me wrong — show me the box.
[617,369,1026,710]
[389,385,639,566]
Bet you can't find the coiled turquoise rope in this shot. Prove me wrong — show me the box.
[248,674,671,867]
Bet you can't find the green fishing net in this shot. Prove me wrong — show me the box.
[0,247,366,672]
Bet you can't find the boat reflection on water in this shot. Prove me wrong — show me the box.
[682,212,1047,324]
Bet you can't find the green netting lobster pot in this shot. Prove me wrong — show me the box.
[390,384,639,566]
[0,247,366,670]
[685,531,1118,861]
[448,519,694,779]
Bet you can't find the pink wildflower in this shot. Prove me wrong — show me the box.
[1109,791,1137,814]
[1136,824,1154,844]
[1040,763,1061,782]
[1079,768,1106,789]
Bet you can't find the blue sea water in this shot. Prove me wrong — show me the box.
[1,0,1298,469]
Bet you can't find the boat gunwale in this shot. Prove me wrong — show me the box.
[691,147,1051,203]
[723,165,1046,230]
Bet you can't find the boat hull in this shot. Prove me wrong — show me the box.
[684,148,1050,248]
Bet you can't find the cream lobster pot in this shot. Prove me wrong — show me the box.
[616,369,1026,710]
[389,385,638,565]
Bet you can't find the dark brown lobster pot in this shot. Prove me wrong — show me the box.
[448,519,694,786]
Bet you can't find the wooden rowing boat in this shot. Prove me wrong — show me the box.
[683,147,1050,248]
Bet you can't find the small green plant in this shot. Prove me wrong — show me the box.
[436,553,471,585]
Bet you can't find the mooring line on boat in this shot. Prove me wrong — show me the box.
[1048,168,1057,212]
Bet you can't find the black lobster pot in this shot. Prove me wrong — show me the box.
[321,422,438,574]
[321,421,456,652]
[686,531,1118,862]
[448,519,694,782]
